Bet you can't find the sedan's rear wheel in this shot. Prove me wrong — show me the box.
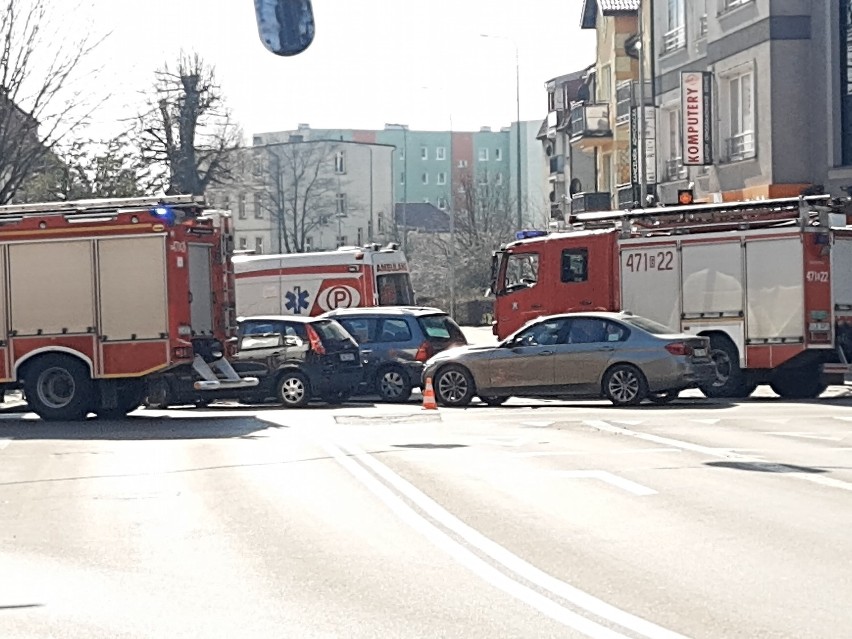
[434,365,475,407]
[603,364,648,407]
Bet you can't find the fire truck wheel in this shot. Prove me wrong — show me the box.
[277,370,311,408]
[376,365,412,402]
[603,364,648,406]
[769,367,827,399]
[98,381,144,419]
[23,355,94,421]
[434,365,475,407]
[144,377,173,410]
[700,335,752,398]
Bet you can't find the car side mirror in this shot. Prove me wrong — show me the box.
[254,0,316,57]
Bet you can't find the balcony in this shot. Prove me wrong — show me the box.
[570,103,612,149]
[664,158,689,182]
[615,81,654,127]
[663,25,685,54]
[726,131,756,162]
[571,191,612,214]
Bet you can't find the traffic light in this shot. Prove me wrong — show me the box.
[677,189,694,205]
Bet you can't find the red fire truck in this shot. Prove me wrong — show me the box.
[489,195,852,399]
[0,195,256,421]
[233,244,415,317]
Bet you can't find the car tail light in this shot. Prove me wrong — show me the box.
[415,341,434,362]
[665,342,693,356]
[306,324,326,355]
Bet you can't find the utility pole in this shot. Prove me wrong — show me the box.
[637,0,648,207]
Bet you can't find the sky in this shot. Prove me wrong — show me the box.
[64,0,597,140]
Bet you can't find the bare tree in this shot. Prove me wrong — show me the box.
[0,0,103,204]
[136,52,240,196]
[17,134,145,202]
[259,141,340,253]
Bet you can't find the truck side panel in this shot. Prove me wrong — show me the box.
[98,236,168,340]
[188,243,214,335]
[681,241,744,318]
[98,236,171,378]
[10,240,96,336]
[619,242,680,330]
[745,237,804,341]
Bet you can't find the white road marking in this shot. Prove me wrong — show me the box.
[0,438,9,450]
[521,420,556,428]
[556,470,658,496]
[320,439,636,639]
[690,419,720,425]
[585,420,852,494]
[334,438,689,639]
[514,448,681,458]
[766,432,844,441]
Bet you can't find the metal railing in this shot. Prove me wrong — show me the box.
[726,131,756,162]
[663,25,686,53]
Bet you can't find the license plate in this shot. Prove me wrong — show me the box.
[340,352,356,362]
[693,348,707,357]
[809,322,831,332]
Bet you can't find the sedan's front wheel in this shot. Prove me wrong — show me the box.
[603,364,648,406]
[434,365,476,407]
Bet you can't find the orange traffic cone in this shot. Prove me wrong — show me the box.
[422,377,438,410]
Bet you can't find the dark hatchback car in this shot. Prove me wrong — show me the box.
[228,315,363,407]
[321,306,467,402]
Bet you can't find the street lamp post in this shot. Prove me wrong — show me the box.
[481,33,523,231]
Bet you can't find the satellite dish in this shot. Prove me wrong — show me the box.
[569,178,582,196]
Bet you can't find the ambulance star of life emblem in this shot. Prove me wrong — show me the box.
[285,287,311,314]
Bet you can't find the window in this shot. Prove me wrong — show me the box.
[437,172,447,185]
[222,195,230,212]
[254,192,263,218]
[495,172,503,186]
[495,148,503,161]
[479,148,489,161]
[238,236,247,250]
[504,253,539,290]
[421,146,428,160]
[723,0,753,10]
[664,108,686,181]
[400,172,405,185]
[561,249,588,283]
[422,172,429,185]
[252,155,264,177]
[842,0,852,164]
[664,0,685,53]
[378,211,385,232]
[377,273,414,305]
[438,197,447,210]
[514,318,571,346]
[336,193,347,215]
[599,64,612,101]
[255,237,264,254]
[436,147,446,160]
[339,318,376,344]
[305,236,313,251]
[336,235,348,247]
[377,318,413,342]
[334,150,346,174]
[417,314,465,343]
[357,227,363,245]
[727,69,755,161]
[238,193,247,219]
[566,318,627,344]
[457,160,468,168]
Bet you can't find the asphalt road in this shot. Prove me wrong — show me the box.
[3,392,852,639]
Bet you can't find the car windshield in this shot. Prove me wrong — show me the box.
[620,315,675,335]
[418,314,466,344]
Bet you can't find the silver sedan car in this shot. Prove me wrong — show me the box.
[422,312,716,407]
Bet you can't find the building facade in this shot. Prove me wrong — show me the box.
[650,0,852,202]
[254,123,548,229]
[206,139,394,254]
